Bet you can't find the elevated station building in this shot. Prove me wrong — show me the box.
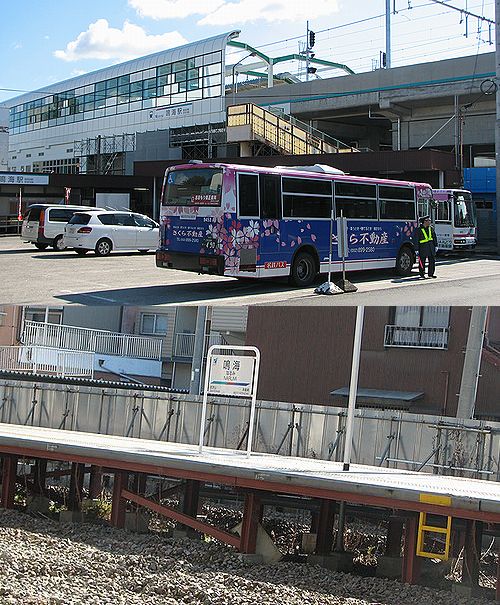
[2,34,497,241]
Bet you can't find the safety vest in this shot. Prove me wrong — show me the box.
[419,227,433,244]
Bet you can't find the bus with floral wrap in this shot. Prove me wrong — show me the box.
[155,162,433,287]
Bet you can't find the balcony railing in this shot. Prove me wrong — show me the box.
[384,325,449,350]
[173,332,224,358]
[22,321,162,360]
[0,346,94,378]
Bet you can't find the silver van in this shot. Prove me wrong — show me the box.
[21,204,99,251]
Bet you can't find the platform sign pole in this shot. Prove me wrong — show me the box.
[245,349,261,458]
[199,345,260,456]
[343,305,364,471]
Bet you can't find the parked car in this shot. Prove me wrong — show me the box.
[21,204,100,251]
[64,210,159,256]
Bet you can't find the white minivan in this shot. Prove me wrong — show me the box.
[21,204,99,251]
[64,210,159,256]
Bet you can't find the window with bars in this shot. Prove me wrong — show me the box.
[385,306,450,349]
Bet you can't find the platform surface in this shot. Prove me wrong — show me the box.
[0,423,498,515]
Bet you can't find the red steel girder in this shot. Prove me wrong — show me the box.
[89,465,103,499]
[401,516,421,585]
[68,463,85,512]
[1,455,18,509]
[121,488,241,549]
[111,471,128,529]
[240,492,262,554]
[315,499,335,555]
[0,443,498,524]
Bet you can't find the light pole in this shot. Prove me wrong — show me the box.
[231,52,255,106]
[343,305,364,471]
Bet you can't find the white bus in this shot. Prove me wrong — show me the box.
[433,189,477,251]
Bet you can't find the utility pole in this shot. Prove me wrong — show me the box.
[386,0,392,69]
[456,307,487,419]
[189,307,207,396]
[496,0,500,252]
[343,306,364,471]
[306,21,310,82]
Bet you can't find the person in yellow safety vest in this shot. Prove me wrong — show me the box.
[413,215,438,279]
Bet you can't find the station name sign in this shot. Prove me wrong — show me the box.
[0,173,49,186]
[208,354,256,397]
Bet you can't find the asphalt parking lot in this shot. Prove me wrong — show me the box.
[1,236,499,306]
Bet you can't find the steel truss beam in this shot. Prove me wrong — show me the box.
[120,488,241,549]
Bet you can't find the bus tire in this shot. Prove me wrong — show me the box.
[75,249,88,256]
[395,246,414,276]
[95,238,112,257]
[289,251,317,287]
[34,243,49,250]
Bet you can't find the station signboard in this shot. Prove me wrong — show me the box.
[207,354,256,397]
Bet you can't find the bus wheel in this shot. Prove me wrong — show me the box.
[290,251,317,287]
[395,246,414,276]
[34,243,49,250]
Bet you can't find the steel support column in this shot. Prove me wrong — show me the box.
[89,465,103,499]
[386,516,404,557]
[462,520,483,589]
[1,455,18,509]
[33,459,47,495]
[182,479,200,519]
[111,471,128,529]
[496,543,500,602]
[130,472,147,512]
[402,515,421,584]
[315,499,335,555]
[68,463,85,511]
[240,492,263,554]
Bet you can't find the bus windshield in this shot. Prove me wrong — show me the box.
[453,192,475,228]
[164,168,223,206]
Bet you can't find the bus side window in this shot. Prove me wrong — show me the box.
[260,175,282,220]
[239,174,259,217]
[437,200,451,222]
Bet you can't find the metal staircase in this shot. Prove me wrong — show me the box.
[227,103,359,156]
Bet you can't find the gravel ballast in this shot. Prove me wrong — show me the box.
[0,510,494,605]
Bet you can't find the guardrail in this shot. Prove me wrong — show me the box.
[384,325,449,349]
[22,321,163,360]
[0,346,94,378]
[0,215,21,236]
[173,332,224,359]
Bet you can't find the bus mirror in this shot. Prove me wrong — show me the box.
[430,200,438,210]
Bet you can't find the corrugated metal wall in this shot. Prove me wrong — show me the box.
[1,377,498,481]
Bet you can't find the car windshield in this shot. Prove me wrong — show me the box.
[453,192,476,227]
[163,168,222,206]
[68,214,91,225]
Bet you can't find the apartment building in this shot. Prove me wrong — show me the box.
[245,306,499,420]
[0,305,248,389]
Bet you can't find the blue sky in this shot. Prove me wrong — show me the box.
[0,0,495,103]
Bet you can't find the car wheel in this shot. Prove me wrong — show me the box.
[34,243,49,250]
[75,249,88,256]
[289,251,317,287]
[52,235,66,251]
[95,239,112,257]
[395,246,414,276]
